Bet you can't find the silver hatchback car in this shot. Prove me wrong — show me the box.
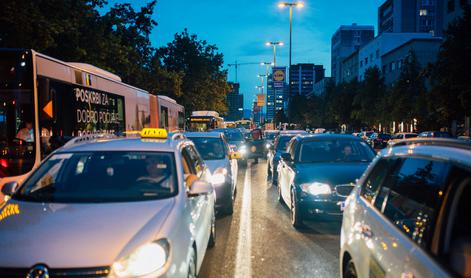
[340,138,471,278]
[185,132,239,215]
[0,129,216,278]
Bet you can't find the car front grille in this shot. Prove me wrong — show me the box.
[335,184,354,197]
[0,266,110,278]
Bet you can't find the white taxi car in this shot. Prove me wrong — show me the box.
[340,138,471,278]
[0,129,215,278]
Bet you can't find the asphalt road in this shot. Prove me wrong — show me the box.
[199,159,341,278]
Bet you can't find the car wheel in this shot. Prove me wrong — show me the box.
[290,187,304,229]
[188,247,197,278]
[208,210,216,248]
[224,195,234,215]
[343,258,358,278]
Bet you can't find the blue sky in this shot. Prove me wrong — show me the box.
[107,0,383,108]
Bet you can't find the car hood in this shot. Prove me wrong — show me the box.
[294,162,369,186]
[0,198,175,268]
[205,159,229,173]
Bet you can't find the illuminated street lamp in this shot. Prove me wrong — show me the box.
[279,2,304,122]
[265,41,284,66]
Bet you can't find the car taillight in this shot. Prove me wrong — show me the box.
[0,159,8,168]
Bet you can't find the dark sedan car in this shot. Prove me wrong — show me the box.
[277,134,375,229]
[267,130,308,185]
[367,132,392,149]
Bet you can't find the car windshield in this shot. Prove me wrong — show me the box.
[14,151,177,203]
[299,139,375,163]
[189,137,226,160]
[405,134,417,138]
[276,136,294,151]
[225,131,244,142]
[265,132,278,140]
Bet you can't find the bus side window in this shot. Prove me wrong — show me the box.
[38,77,54,158]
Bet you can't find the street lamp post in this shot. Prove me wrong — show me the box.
[278,1,304,123]
[265,42,283,67]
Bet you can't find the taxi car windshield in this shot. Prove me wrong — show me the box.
[13,151,177,203]
[299,140,375,163]
[190,137,226,160]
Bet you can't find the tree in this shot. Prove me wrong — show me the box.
[388,50,429,129]
[430,5,471,128]
[158,29,229,115]
[351,67,385,127]
[0,0,184,98]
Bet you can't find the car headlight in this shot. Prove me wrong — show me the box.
[210,168,227,185]
[112,240,169,277]
[300,182,331,196]
[265,143,271,149]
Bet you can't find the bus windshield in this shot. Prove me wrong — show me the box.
[0,50,36,177]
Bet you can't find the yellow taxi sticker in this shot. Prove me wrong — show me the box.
[140,128,168,139]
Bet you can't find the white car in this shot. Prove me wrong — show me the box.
[0,129,216,278]
[340,139,471,278]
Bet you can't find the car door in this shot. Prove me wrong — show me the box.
[223,135,237,191]
[184,145,212,261]
[358,156,452,278]
[280,140,297,205]
[353,157,400,277]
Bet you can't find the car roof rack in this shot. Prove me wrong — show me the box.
[390,138,471,151]
[62,133,118,148]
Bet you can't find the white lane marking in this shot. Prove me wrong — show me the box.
[234,162,252,278]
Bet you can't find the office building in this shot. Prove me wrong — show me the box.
[382,37,442,85]
[226,82,244,121]
[358,32,434,80]
[308,77,334,97]
[331,24,375,83]
[289,63,325,96]
[341,50,360,83]
[266,69,289,122]
[378,0,445,36]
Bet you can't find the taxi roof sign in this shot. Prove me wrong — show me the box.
[140,128,168,139]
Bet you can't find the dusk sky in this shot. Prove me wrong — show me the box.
[107,0,384,109]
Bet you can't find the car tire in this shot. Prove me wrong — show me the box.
[208,210,216,248]
[343,258,358,278]
[188,246,197,278]
[224,196,234,215]
[290,187,304,229]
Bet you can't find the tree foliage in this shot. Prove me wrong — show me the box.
[430,5,471,126]
[0,0,228,113]
[158,30,229,114]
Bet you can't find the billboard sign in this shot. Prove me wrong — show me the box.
[257,94,265,107]
[272,67,286,88]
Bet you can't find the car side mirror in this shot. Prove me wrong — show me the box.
[1,181,19,197]
[229,151,242,160]
[281,152,291,162]
[187,180,213,197]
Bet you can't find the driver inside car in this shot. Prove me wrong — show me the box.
[136,157,172,189]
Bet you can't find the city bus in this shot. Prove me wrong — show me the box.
[188,111,225,131]
[235,119,252,129]
[0,48,184,187]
